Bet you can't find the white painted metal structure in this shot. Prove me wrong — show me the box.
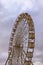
[5,13,35,65]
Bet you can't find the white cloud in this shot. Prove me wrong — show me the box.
[1,0,43,13]
[0,52,8,58]
[0,0,43,64]
[34,62,43,65]
[0,0,39,12]
[37,0,43,7]
[21,0,34,11]
[0,0,12,8]
[0,52,8,64]
[1,52,8,57]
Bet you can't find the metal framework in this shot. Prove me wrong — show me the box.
[5,13,35,65]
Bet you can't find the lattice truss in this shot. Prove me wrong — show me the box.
[5,13,35,65]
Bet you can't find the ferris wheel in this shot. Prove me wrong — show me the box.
[5,13,35,65]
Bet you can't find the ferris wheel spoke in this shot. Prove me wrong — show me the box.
[4,13,35,65]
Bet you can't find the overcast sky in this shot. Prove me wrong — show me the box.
[0,0,43,65]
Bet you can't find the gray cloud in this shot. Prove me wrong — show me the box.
[0,0,43,65]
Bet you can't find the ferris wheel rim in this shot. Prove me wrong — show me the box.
[5,13,35,65]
